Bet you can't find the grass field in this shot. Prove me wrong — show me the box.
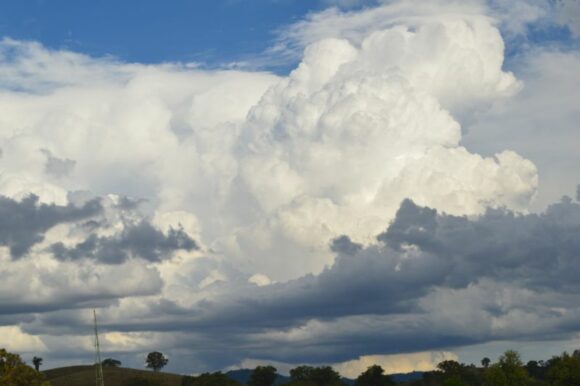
[43,365,183,386]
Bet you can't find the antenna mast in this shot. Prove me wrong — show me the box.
[93,309,105,386]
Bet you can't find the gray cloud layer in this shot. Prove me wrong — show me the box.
[182,195,580,365]
[0,194,102,258]
[188,195,580,329]
[23,193,577,370]
[50,221,198,264]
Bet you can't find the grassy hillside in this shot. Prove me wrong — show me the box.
[43,365,183,386]
[43,365,424,386]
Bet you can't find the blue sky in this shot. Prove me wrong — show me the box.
[1,0,577,70]
[0,0,333,67]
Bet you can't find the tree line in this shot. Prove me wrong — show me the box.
[182,350,580,386]
[3,347,580,385]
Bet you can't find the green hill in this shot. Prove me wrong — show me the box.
[43,365,424,386]
[43,365,183,386]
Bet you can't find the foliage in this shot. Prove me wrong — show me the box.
[441,376,467,386]
[102,358,122,367]
[485,364,508,386]
[484,350,529,386]
[498,350,529,386]
[433,360,481,386]
[354,365,395,386]
[481,357,490,368]
[145,351,168,372]
[32,356,43,371]
[546,351,580,386]
[182,371,241,386]
[289,365,343,386]
[436,361,463,377]
[525,360,543,380]
[249,366,278,386]
[0,348,50,386]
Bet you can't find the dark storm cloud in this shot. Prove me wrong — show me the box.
[50,221,198,264]
[379,198,580,290]
[330,235,362,255]
[0,294,122,316]
[115,196,145,211]
[0,194,102,258]
[14,196,580,368]
[106,197,580,361]
[44,196,580,328]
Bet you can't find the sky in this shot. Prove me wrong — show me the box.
[0,0,579,378]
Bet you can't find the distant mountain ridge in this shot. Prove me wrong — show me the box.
[224,369,424,385]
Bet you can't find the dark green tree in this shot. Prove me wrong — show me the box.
[145,351,168,372]
[525,360,543,380]
[249,365,278,386]
[181,372,241,386]
[310,366,341,386]
[290,366,314,383]
[499,350,529,386]
[481,357,490,369]
[442,376,467,386]
[546,352,580,386]
[32,356,43,371]
[437,360,463,378]
[486,350,529,386]
[355,365,395,386]
[0,348,50,386]
[289,365,342,386]
[435,359,483,386]
[102,358,122,367]
[486,364,507,386]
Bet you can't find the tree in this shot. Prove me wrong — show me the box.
[485,364,508,386]
[546,352,580,386]
[182,372,241,386]
[32,356,43,371]
[290,365,313,383]
[309,366,342,386]
[498,350,529,386]
[355,365,395,386]
[486,350,529,386]
[525,360,543,380]
[0,348,50,386]
[145,351,168,372]
[442,376,467,386]
[289,365,343,386]
[249,366,278,386]
[481,357,490,369]
[102,358,122,367]
[437,360,464,377]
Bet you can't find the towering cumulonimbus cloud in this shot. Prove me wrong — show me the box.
[230,9,537,277]
[0,5,539,282]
